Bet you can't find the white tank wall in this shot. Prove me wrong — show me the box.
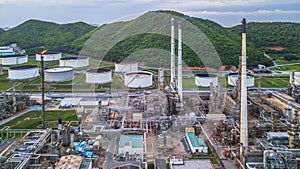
[86,71,112,84]
[36,53,62,61]
[228,74,254,87]
[8,67,39,80]
[0,55,28,65]
[45,68,74,82]
[290,72,300,86]
[59,58,89,68]
[115,62,138,73]
[195,75,218,87]
[124,71,152,88]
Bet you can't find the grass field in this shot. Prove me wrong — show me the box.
[0,110,77,129]
[181,75,290,89]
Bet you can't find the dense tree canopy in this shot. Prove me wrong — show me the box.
[1,11,297,67]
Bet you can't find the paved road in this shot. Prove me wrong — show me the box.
[0,105,41,126]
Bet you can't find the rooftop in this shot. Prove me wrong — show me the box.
[60,56,88,60]
[0,54,26,58]
[119,135,143,149]
[172,160,213,169]
[55,155,82,169]
[187,132,207,148]
[9,65,38,70]
[45,66,74,73]
[87,67,111,73]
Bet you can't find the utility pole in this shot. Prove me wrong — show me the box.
[40,49,48,129]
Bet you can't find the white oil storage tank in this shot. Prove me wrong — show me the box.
[36,52,62,61]
[0,54,28,65]
[44,66,74,82]
[124,71,153,88]
[59,56,89,68]
[228,73,254,87]
[86,68,112,84]
[290,72,300,86]
[195,73,218,87]
[115,61,138,73]
[8,65,39,80]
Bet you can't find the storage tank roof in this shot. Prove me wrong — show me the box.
[116,60,138,64]
[9,65,38,70]
[60,56,88,60]
[45,66,73,73]
[87,68,111,73]
[0,54,26,58]
[228,73,254,77]
[195,73,217,78]
[125,71,152,76]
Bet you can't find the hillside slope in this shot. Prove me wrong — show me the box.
[0,19,96,54]
[1,11,298,67]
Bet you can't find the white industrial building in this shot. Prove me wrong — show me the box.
[36,52,62,61]
[0,55,28,65]
[60,97,100,108]
[195,73,218,87]
[8,65,39,80]
[115,61,138,73]
[124,71,153,88]
[0,46,15,56]
[118,135,143,156]
[186,132,208,154]
[228,73,254,87]
[59,56,89,68]
[60,97,82,108]
[44,66,74,82]
[86,68,112,84]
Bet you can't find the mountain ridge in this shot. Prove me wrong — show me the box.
[0,11,298,67]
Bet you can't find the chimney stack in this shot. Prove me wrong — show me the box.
[178,20,183,102]
[240,18,248,155]
[170,18,176,86]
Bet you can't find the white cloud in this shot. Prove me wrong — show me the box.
[0,0,299,7]
[185,9,300,16]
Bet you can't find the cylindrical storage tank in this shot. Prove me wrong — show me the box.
[124,71,152,88]
[59,56,89,68]
[195,73,218,87]
[8,65,39,80]
[86,68,112,84]
[115,61,138,73]
[36,52,62,61]
[290,72,300,86]
[44,66,74,82]
[0,55,28,65]
[228,73,254,87]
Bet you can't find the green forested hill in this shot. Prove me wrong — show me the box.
[0,28,4,36]
[0,19,96,54]
[1,11,299,67]
[230,22,300,54]
[98,11,272,67]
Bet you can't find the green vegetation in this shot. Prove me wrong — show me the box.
[0,10,298,68]
[210,158,219,164]
[274,64,300,72]
[0,110,77,129]
[0,19,95,54]
[230,22,300,68]
[147,164,154,169]
[0,28,4,36]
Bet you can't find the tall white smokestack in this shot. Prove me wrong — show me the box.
[240,18,248,155]
[178,20,183,102]
[171,18,176,85]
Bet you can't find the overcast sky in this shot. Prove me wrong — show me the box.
[0,0,299,28]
